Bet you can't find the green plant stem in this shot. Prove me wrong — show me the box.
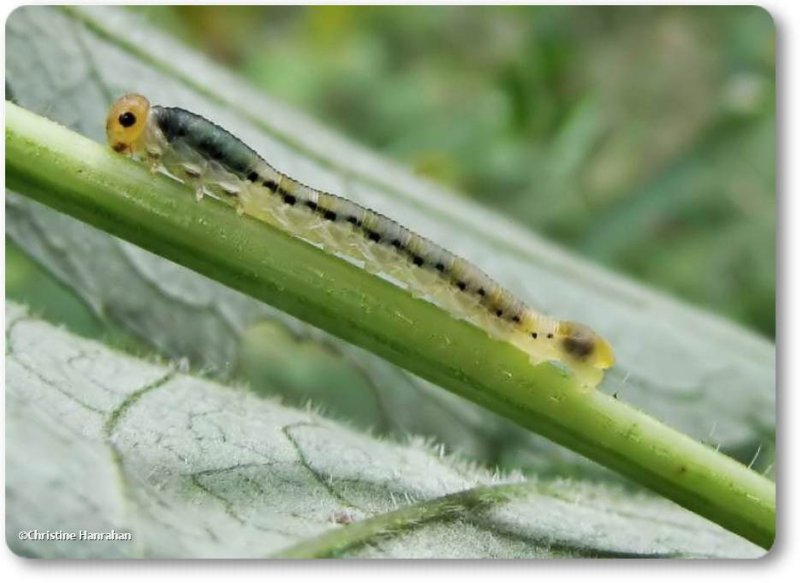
[5,102,775,549]
[271,481,681,559]
[272,482,517,559]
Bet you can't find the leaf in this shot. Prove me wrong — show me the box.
[4,5,774,471]
[5,302,762,559]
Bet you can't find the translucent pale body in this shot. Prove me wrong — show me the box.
[108,98,614,389]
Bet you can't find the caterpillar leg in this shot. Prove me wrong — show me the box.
[142,151,164,175]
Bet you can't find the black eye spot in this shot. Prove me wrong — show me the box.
[455,281,467,291]
[495,309,504,317]
[531,332,538,339]
[118,111,136,128]
[547,333,554,339]
[511,316,521,323]
[477,288,486,297]
[411,255,424,267]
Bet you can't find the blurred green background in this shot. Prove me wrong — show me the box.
[7,5,775,338]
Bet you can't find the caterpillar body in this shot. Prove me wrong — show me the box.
[106,94,614,389]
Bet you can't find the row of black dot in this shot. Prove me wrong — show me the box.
[160,110,558,343]
[247,171,438,268]
[244,171,551,334]
[163,113,553,343]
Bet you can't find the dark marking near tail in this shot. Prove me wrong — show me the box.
[263,179,277,192]
[247,171,259,182]
[562,335,595,360]
[323,210,337,221]
[282,193,297,206]
[305,201,318,211]
[411,255,424,267]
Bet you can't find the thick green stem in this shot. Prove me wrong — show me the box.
[5,102,775,549]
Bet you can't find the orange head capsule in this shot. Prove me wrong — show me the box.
[106,94,150,155]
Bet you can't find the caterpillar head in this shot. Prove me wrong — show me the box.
[556,321,615,370]
[106,94,150,155]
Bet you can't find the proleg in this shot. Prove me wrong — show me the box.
[106,94,615,389]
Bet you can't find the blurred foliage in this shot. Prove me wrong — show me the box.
[133,5,775,337]
[6,240,104,337]
[6,6,774,341]
[5,240,150,355]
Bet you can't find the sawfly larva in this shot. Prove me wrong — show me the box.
[106,94,614,389]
